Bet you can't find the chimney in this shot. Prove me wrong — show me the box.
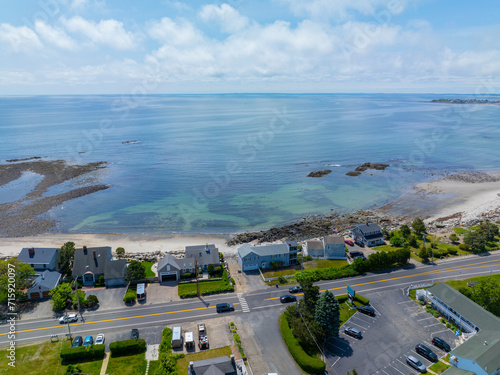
[93,250,97,259]
[83,246,87,254]
[28,247,35,256]
[41,273,45,280]
[230,354,235,364]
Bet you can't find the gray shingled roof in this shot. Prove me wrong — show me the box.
[190,356,236,375]
[238,243,289,258]
[104,259,127,279]
[157,253,181,272]
[18,247,59,265]
[324,235,344,244]
[429,283,500,374]
[27,270,61,293]
[306,240,324,250]
[185,244,219,267]
[72,247,111,277]
[352,222,382,234]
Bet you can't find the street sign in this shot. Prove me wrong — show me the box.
[455,330,461,336]
[347,285,355,298]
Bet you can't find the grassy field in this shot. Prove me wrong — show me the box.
[263,259,348,278]
[106,352,147,375]
[143,261,156,278]
[178,279,228,294]
[176,346,232,374]
[445,274,500,290]
[339,302,358,325]
[148,359,161,374]
[428,354,451,374]
[0,340,103,375]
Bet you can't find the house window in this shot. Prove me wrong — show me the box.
[167,265,171,271]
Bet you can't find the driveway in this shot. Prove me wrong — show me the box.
[140,282,181,305]
[325,289,458,375]
[84,286,127,311]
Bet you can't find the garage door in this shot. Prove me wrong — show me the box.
[161,273,177,282]
[244,264,258,271]
[29,292,40,300]
[42,291,50,298]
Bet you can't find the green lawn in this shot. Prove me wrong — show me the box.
[176,346,232,374]
[148,359,161,375]
[106,352,147,375]
[428,355,451,374]
[143,262,156,278]
[178,279,228,294]
[339,302,358,325]
[445,274,500,291]
[0,340,103,375]
[263,259,348,279]
[263,267,299,278]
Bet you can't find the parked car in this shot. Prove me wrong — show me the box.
[131,329,139,339]
[59,313,78,324]
[344,326,362,339]
[349,250,364,258]
[83,335,93,347]
[216,303,234,313]
[344,239,354,246]
[280,295,297,303]
[71,336,83,347]
[289,286,302,293]
[95,334,105,345]
[357,306,375,316]
[415,343,438,362]
[353,256,367,261]
[406,355,426,373]
[432,336,451,352]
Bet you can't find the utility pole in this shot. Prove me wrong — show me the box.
[432,230,437,264]
[74,276,81,316]
[195,259,200,297]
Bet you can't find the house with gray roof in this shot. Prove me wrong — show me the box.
[157,253,182,282]
[185,244,220,271]
[18,247,59,272]
[72,246,126,286]
[238,243,294,271]
[425,283,500,375]
[350,222,384,247]
[305,235,346,259]
[188,355,236,375]
[27,270,61,300]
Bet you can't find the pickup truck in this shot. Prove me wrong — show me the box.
[198,322,209,349]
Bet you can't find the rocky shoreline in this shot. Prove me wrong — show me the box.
[0,159,109,237]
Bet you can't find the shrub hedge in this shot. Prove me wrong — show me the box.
[109,339,146,357]
[60,344,105,362]
[123,290,136,303]
[279,313,326,374]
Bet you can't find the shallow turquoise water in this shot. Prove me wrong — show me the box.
[1,94,499,233]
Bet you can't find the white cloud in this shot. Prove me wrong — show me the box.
[199,4,249,33]
[148,17,204,46]
[0,24,42,52]
[62,16,136,49]
[35,20,76,50]
[71,0,88,10]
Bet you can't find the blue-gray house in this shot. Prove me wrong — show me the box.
[238,242,298,271]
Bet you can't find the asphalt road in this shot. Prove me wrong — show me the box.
[2,252,500,374]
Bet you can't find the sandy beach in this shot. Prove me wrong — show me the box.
[415,172,500,223]
[0,232,238,259]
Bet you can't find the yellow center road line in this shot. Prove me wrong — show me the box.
[0,303,241,336]
[265,260,500,300]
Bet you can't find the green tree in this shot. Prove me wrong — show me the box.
[389,236,405,247]
[299,276,320,312]
[285,304,325,355]
[65,364,81,375]
[408,235,418,248]
[418,246,429,263]
[464,230,486,253]
[58,242,75,277]
[49,283,72,311]
[126,260,146,281]
[449,233,459,244]
[207,264,215,275]
[400,224,411,238]
[116,247,125,257]
[314,290,340,337]
[0,258,36,302]
[412,217,426,236]
[478,222,499,242]
[472,279,500,316]
[86,294,99,308]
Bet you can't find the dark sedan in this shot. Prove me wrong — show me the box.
[432,336,451,352]
[131,329,139,339]
[357,305,375,316]
[289,286,302,293]
[71,336,83,347]
[415,343,438,362]
[280,295,297,303]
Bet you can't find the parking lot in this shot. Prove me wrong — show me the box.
[324,289,458,375]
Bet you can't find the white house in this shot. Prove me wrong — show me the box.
[305,235,346,259]
[350,223,385,247]
[238,243,298,272]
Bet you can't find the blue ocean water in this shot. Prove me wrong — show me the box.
[1,94,499,234]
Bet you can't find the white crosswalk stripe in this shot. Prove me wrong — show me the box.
[237,293,250,313]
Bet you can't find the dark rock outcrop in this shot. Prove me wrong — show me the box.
[346,171,362,177]
[307,170,332,178]
[355,163,389,172]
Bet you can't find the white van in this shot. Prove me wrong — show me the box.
[171,326,183,348]
[185,332,195,349]
[136,283,146,301]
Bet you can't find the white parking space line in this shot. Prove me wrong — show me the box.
[349,321,369,330]
[380,369,391,375]
[388,363,405,375]
[425,322,442,328]
[397,300,413,304]
[417,316,435,321]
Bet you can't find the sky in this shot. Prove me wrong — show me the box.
[0,0,499,94]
